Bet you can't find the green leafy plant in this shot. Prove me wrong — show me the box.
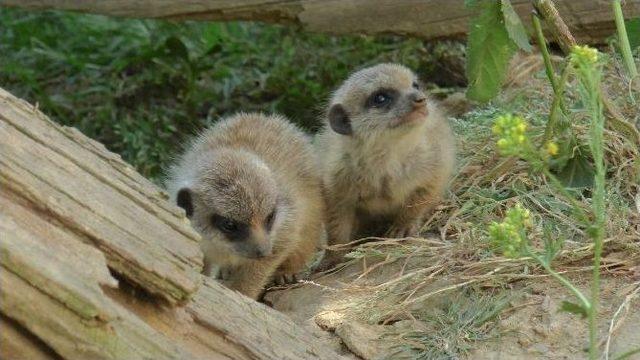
[488,45,606,359]
[531,10,600,190]
[465,0,531,102]
[467,0,639,103]
[626,18,640,50]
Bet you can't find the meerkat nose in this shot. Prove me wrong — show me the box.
[256,243,272,257]
[250,228,273,257]
[411,93,427,107]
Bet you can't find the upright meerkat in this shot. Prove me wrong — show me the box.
[316,63,455,264]
[166,113,324,299]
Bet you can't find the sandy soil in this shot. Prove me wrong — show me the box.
[265,255,640,359]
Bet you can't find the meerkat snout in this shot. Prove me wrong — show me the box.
[410,92,427,106]
[235,225,272,259]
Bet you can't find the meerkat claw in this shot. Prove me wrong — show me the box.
[274,273,299,285]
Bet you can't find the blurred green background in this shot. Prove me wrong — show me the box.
[0,9,465,181]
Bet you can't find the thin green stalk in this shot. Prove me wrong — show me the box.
[589,192,604,360]
[532,13,559,93]
[533,11,570,136]
[612,0,638,79]
[571,48,606,360]
[543,63,571,142]
[531,253,591,309]
[586,69,606,360]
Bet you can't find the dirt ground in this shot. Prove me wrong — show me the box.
[264,250,640,359]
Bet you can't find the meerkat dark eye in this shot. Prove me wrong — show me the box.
[265,210,276,231]
[373,92,390,106]
[211,215,239,234]
[366,88,397,109]
[412,81,420,90]
[219,219,239,233]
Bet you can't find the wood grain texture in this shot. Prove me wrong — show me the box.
[0,315,60,360]
[534,0,577,54]
[0,86,343,359]
[0,195,342,359]
[1,0,638,43]
[0,87,203,304]
[106,278,345,360]
[188,279,340,360]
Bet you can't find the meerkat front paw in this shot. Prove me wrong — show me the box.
[272,272,300,285]
[386,222,420,238]
[272,263,309,285]
[211,266,234,280]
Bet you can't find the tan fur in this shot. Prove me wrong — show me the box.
[166,113,324,299]
[315,63,455,265]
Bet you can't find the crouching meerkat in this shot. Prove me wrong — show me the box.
[316,63,455,265]
[166,113,324,299]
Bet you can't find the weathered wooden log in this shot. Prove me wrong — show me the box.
[0,87,204,305]
[1,0,639,44]
[0,87,343,359]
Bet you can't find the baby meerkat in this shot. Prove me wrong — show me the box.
[316,63,455,264]
[166,113,324,299]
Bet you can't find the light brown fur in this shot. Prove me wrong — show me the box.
[166,113,324,299]
[315,63,455,266]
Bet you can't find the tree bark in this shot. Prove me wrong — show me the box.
[1,0,639,44]
[0,87,343,360]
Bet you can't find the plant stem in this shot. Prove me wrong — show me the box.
[531,13,568,146]
[532,13,559,93]
[532,11,569,126]
[612,0,638,79]
[586,68,606,360]
[543,62,571,142]
[532,253,591,309]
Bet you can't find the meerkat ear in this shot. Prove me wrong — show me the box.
[176,188,194,218]
[328,104,352,135]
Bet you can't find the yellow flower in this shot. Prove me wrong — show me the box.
[488,203,533,259]
[571,45,598,65]
[492,114,530,156]
[545,141,559,156]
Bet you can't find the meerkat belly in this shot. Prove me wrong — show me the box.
[355,172,414,215]
[359,196,402,214]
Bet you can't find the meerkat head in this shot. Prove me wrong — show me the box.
[327,63,428,137]
[175,149,281,259]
